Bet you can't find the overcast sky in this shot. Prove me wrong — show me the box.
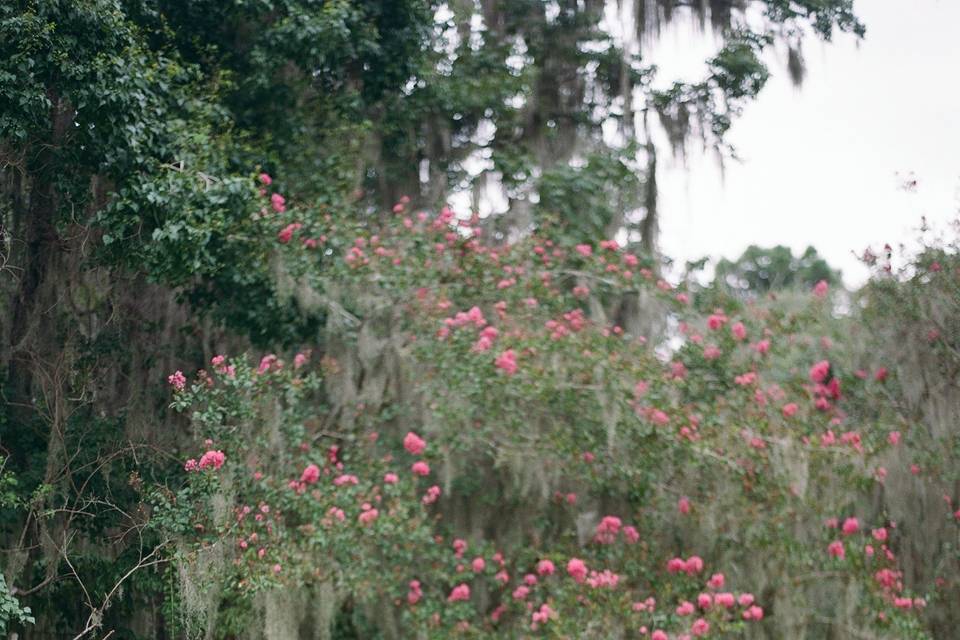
[652,0,960,287]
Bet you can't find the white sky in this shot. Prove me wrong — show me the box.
[652,0,960,287]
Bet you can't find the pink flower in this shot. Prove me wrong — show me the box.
[411,461,430,476]
[782,402,798,418]
[277,222,301,244]
[652,631,668,640]
[383,472,399,484]
[828,540,845,559]
[566,558,587,583]
[678,496,691,514]
[471,557,485,572]
[300,464,320,485]
[744,605,764,621]
[184,458,198,472]
[257,354,280,374]
[623,525,640,543]
[707,573,725,589]
[168,370,187,390]
[691,618,710,636]
[531,603,555,627]
[809,360,831,384]
[872,527,888,542]
[575,244,593,257]
[407,580,422,605]
[495,349,518,375]
[684,556,704,575]
[259,173,272,185]
[404,431,426,455]
[813,279,829,298]
[703,345,722,360]
[667,557,685,573]
[731,322,747,340]
[649,409,670,426]
[676,600,695,616]
[512,585,530,600]
[888,431,901,445]
[537,559,555,576]
[697,593,712,609]
[714,592,735,608]
[707,313,728,330]
[358,508,378,525]
[270,192,286,213]
[198,450,226,470]
[447,583,470,602]
[422,485,441,504]
[738,593,754,607]
[841,517,860,536]
[594,515,622,544]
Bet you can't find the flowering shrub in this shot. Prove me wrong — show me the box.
[155,183,947,638]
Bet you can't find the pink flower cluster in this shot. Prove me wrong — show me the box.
[667,555,704,576]
[184,449,226,472]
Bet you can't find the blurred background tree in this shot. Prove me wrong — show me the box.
[714,244,841,294]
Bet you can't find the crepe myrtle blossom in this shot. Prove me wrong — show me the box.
[731,321,747,340]
[407,580,422,605]
[566,558,588,583]
[404,431,426,455]
[828,540,846,559]
[358,507,378,525]
[411,461,430,476]
[495,349,518,375]
[809,360,831,384]
[447,583,470,602]
[714,593,736,608]
[530,603,555,629]
[691,618,710,636]
[594,515,622,544]
[277,222,301,244]
[842,517,860,536]
[167,370,186,390]
[300,464,320,484]
[197,450,225,471]
[422,485,441,505]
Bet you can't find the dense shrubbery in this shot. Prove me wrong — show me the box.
[138,182,956,638]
